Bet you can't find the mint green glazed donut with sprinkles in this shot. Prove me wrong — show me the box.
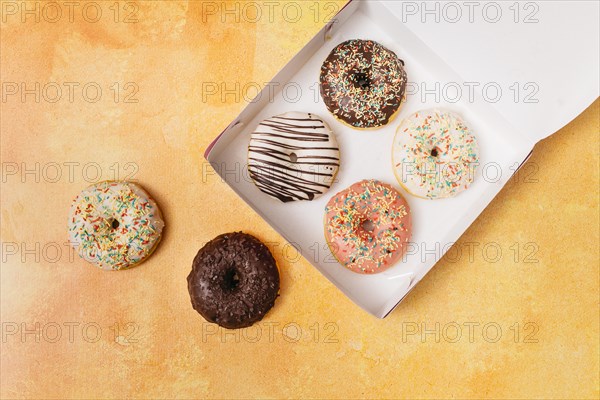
[68,181,165,270]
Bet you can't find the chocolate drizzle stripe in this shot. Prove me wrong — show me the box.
[248,158,336,177]
[271,116,322,122]
[252,133,327,142]
[248,147,339,165]
[248,166,330,189]
[248,169,327,202]
[259,122,327,131]
[252,139,338,151]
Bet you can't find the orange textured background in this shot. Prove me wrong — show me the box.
[1,1,599,399]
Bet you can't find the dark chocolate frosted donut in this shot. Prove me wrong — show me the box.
[187,232,280,329]
[320,39,407,129]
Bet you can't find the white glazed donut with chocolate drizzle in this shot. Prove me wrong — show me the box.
[247,112,340,202]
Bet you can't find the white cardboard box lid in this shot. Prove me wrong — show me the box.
[381,0,600,142]
[206,0,599,155]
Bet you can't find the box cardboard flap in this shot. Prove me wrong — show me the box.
[381,0,599,142]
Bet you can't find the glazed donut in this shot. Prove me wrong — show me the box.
[320,39,407,129]
[68,181,164,270]
[324,179,412,274]
[392,109,480,199]
[187,232,280,329]
[247,111,340,202]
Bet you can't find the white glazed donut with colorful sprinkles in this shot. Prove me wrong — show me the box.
[68,181,165,270]
[392,109,480,199]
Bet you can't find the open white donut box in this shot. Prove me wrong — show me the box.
[204,0,599,318]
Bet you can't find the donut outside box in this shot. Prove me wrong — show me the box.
[187,232,280,329]
[67,181,165,271]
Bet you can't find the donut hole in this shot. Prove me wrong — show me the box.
[361,220,376,233]
[289,152,298,163]
[430,147,440,157]
[354,72,371,90]
[109,218,120,229]
[222,267,241,291]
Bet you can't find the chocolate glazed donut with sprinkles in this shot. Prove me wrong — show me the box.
[320,39,408,129]
[248,111,340,202]
[324,179,412,274]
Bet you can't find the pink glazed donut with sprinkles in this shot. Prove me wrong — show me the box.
[392,109,480,199]
[324,179,412,274]
[68,181,165,271]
